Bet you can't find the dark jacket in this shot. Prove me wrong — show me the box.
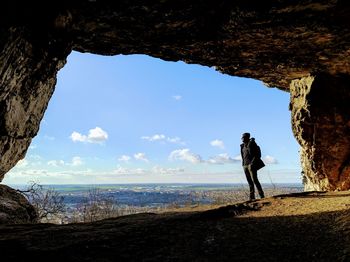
[240,138,265,170]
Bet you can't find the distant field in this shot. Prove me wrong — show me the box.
[11,183,303,192]
[10,183,304,224]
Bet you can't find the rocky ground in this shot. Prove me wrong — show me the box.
[0,191,349,261]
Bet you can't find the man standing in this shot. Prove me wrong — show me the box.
[240,132,265,200]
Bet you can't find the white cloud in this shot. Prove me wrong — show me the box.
[210,139,225,149]
[24,155,42,167]
[70,127,108,144]
[70,131,87,142]
[142,134,185,145]
[168,149,202,164]
[151,165,185,174]
[4,168,95,184]
[134,153,149,162]
[16,159,29,168]
[47,160,65,167]
[141,134,166,142]
[113,166,146,175]
[168,150,241,165]
[12,155,43,168]
[167,137,184,144]
[47,157,83,167]
[207,153,239,164]
[87,127,108,143]
[71,156,83,166]
[118,155,131,162]
[263,155,278,164]
[233,155,242,161]
[173,95,182,101]
[4,167,301,184]
[28,155,42,161]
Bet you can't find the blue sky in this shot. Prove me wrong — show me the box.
[3,51,301,185]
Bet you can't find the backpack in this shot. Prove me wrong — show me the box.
[250,138,261,158]
[256,144,262,159]
[250,138,265,170]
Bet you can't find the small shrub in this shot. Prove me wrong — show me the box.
[18,181,66,223]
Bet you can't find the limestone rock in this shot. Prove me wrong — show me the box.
[290,74,350,191]
[1,1,350,190]
[0,184,38,224]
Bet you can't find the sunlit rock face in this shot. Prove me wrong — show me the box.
[290,74,350,191]
[1,1,350,190]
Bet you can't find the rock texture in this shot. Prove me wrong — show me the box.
[1,1,350,189]
[290,74,350,191]
[0,184,38,224]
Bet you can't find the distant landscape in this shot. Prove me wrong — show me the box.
[11,183,303,224]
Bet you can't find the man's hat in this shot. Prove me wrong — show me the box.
[242,132,250,138]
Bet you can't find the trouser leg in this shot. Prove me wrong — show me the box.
[248,165,265,198]
[243,165,255,200]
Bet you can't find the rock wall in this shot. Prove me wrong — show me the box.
[1,1,350,190]
[0,184,38,224]
[290,74,350,190]
[0,26,70,180]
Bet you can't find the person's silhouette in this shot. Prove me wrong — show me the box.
[240,132,265,200]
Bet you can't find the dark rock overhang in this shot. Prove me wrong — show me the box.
[1,0,350,190]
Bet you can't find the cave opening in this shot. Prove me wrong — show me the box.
[2,51,301,186]
[1,0,349,194]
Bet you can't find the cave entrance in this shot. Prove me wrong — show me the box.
[4,51,300,186]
